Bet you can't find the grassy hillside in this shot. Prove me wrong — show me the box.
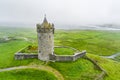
[87,53,120,80]
[0,69,57,80]
[0,27,120,80]
[48,58,101,80]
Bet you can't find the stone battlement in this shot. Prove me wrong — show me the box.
[37,26,54,33]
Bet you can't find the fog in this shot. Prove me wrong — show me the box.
[0,0,120,28]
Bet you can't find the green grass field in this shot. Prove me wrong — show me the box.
[0,40,44,68]
[54,30,120,56]
[0,27,120,80]
[87,53,120,80]
[20,46,77,55]
[0,69,57,80]
[48,58,101,80]
[54,47,75,55]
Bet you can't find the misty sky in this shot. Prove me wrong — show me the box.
[0,0,120,27]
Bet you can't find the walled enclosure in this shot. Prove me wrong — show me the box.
[14,16,86,61]
[15,48,86,61]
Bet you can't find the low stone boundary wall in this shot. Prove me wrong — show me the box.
[14,45,86,61]
[15,50,86,61]
[84,56,108,80]
[49,50,86,61]
[15,53,38,60]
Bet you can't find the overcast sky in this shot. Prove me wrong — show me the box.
[0,0,120,27]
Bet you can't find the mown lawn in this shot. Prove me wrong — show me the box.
[0,69,57,80]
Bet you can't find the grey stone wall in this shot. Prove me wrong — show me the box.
[49,54,74,61]
[15,53,38,60]
[14,50,86,61]
[49,50,86,61]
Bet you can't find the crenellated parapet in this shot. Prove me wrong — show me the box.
[36,24,54,33]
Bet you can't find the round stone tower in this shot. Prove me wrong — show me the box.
[36,16,54,61]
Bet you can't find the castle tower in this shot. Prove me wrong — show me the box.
[36,15,54,61]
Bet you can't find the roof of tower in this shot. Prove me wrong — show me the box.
[43,14,48,23]
[41,15,53,28]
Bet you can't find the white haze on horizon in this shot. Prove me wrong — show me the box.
[0,0,120,28]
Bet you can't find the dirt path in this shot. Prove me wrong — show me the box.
[0,65,64,80]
